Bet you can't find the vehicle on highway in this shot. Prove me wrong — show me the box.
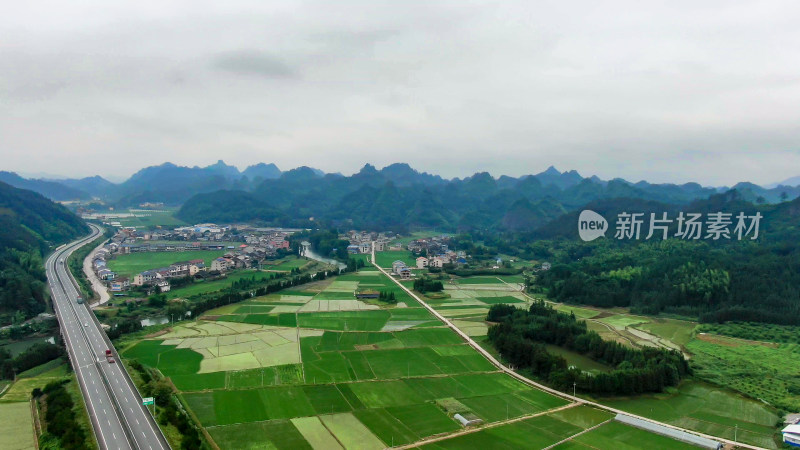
[105,349,115,363]
[84,322,88,327]
[76,295,84,304]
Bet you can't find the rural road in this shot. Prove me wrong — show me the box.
[371,243,764,450]
[83,238,111,307]
[48,224,170,450]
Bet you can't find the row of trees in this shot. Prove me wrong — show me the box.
[35,380,90,449]
[487,302,690,395]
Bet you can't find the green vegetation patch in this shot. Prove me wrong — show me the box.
[348,380,424,408]
[375,251,417,268]
[297,310,391,331]
[0,401,36,450]
[385,403,459,437]
[572,421,698,450]
[207,419,311,450]
[319,413,385,450]
[107,250,226,277]
[602,380,780,449]
[352,408,419,446]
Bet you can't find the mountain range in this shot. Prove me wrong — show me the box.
[2,161,800,232]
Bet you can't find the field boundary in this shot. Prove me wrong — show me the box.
[393,401,580,449]
[541,418,613,450]
[370,243,766,450]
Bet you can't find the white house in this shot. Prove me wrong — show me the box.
[392,260,407,275]
[416,257,429,269]
[156,280,171,293]
[784,423,800,448]
[360,242,372,254]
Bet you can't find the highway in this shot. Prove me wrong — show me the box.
[47,224,170,450]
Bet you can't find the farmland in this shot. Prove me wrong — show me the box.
[420,274,785,449]
[0,402,36,450]
[121,268,578,448]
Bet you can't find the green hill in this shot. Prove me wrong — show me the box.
[0,181,88,324]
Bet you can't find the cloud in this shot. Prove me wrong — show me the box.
[212,50,297,79]
[0,1,799,186]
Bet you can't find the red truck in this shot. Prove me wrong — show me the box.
[105,349,115,363]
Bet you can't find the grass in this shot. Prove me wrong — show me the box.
[687,334,800,413]
[207,419,311,450]
[545,344,611,373]
[291,416,343,449]
[319,413,385,450]
[571,421,698,449]
[107,250,227,277]
[0,401,35,450]
[374,251,417,268]
[1,360,69,402]
[600,380,780,449]
[635,318,696,347]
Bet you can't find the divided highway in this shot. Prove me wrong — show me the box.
[47,224,169,450]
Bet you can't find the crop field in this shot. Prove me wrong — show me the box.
[121,268,580,448]
[602,380,780,448]
[420,405,612,449]
[566,420,698,449]
[107,250,227,277]
[374,250,417,268]
[534,304,783,448]
[0,401,35,450]
[421,278,531,336]
[688,334,800,417]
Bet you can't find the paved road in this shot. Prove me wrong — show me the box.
[47,225,169,450]
[371,244,764,450]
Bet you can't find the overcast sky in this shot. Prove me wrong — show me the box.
[2,1,799,185]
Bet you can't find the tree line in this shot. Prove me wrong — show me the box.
[487,302,690,395]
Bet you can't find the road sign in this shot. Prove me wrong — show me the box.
[142,397,154,406]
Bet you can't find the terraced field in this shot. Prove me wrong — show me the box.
[121,268,574,448]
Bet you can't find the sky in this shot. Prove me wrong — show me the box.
[2,0,800,186]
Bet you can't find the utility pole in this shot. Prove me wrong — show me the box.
[573,382,576,397]
[734,424,737,443]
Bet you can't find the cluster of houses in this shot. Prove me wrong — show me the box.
[345,230,393,254]
[130,258,207,292]
[88,223,300,295]
[407,236,450,254]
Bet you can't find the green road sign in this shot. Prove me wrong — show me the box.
[142,397,154,406]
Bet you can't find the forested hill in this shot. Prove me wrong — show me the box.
[0,181,88,325]
[177,163,799,232]
[529,192,800,325]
